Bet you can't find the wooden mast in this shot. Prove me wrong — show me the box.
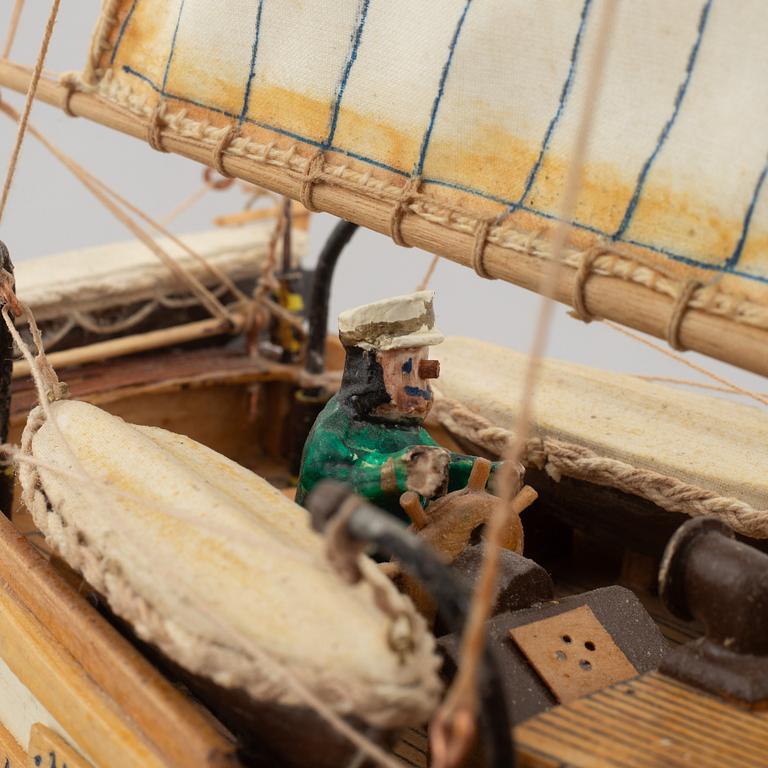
[0,60,766,378]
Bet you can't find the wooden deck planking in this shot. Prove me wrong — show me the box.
[517,672,768,768]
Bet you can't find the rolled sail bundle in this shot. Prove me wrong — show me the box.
[14,223,307,351]
[18,400,441,760]
[431,337,768,539]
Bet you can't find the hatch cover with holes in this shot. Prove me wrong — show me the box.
[509,604,637,703]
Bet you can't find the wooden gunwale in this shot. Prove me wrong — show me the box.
[0,60,766,377]
[0,514,239,767]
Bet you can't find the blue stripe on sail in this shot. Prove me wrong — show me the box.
[121,65,768,288]
[723,157,768,270]
[508,0,593,211]
[613,0,712,239]
[324,0,371,148]
[414,0,473,176]
[110,0,140,64]
[161,0,186,92]
[238,0,266,124]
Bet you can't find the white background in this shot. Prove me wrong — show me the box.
[0,3,764,404]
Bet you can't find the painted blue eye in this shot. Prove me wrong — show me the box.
[401,358,413,373]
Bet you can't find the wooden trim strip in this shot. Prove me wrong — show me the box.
[0,61,766,377]
[12,314,242,380]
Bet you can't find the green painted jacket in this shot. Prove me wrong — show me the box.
[296,395,494,519]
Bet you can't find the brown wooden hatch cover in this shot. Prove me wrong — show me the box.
[509,604,637,704]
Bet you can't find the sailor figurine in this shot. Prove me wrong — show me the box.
[296,291,500,520]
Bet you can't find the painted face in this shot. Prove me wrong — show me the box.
[372,346,440,423]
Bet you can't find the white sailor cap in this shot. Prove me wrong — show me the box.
[338,290,444,351]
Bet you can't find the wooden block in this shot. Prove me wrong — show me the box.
[509,605,636,704]
[28,724,91,768]
[0,719,26,768]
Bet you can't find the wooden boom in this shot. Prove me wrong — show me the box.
[0,60,767,378]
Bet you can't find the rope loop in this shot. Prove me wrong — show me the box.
[471,217,495,280]
[571,245,604,323]
[58,74,79,118]
[211,123,238,178]
[389,176,421,247]
[300,150,325,212]
[667,279,700,351]
[146,101,168,153]
[203,167,234,191]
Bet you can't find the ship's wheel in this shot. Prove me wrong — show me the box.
[400,457,524,563]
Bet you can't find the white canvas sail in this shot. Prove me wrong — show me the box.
[1,0,764,371]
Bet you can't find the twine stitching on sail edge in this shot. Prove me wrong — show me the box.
[82,0,122,86]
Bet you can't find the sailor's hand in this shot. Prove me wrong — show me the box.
[488,460,525,497]
[403,445,450,498]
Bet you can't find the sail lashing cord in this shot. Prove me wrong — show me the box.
[570,244,605,322]
[146,100,168,153]
[666,279,702,351]
[431,394,768,540]
[300,149,325,212]
[0,0,60,226]
[429,3,618,765]
[211,124,239,178]
[390,176,422,248]
[2,303,423,768]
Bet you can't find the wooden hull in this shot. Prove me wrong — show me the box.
[2,339,765,766]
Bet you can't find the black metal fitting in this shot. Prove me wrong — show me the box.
[659,517,768,705]
[286,219,359,475]
[306,480,515,768]
[304,219,358,382]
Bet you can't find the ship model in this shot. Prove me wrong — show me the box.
[0,1,765,767]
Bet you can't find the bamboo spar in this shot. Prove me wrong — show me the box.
[0,61,766,377]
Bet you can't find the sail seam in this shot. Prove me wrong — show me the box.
[109,0,139,66]
[413,0,473,177]
[237,0,266,127]
[510,0,593,212]
[323,0,371,149]
[613,0,713,240]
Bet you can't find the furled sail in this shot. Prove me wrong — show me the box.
[3,0,767,373]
